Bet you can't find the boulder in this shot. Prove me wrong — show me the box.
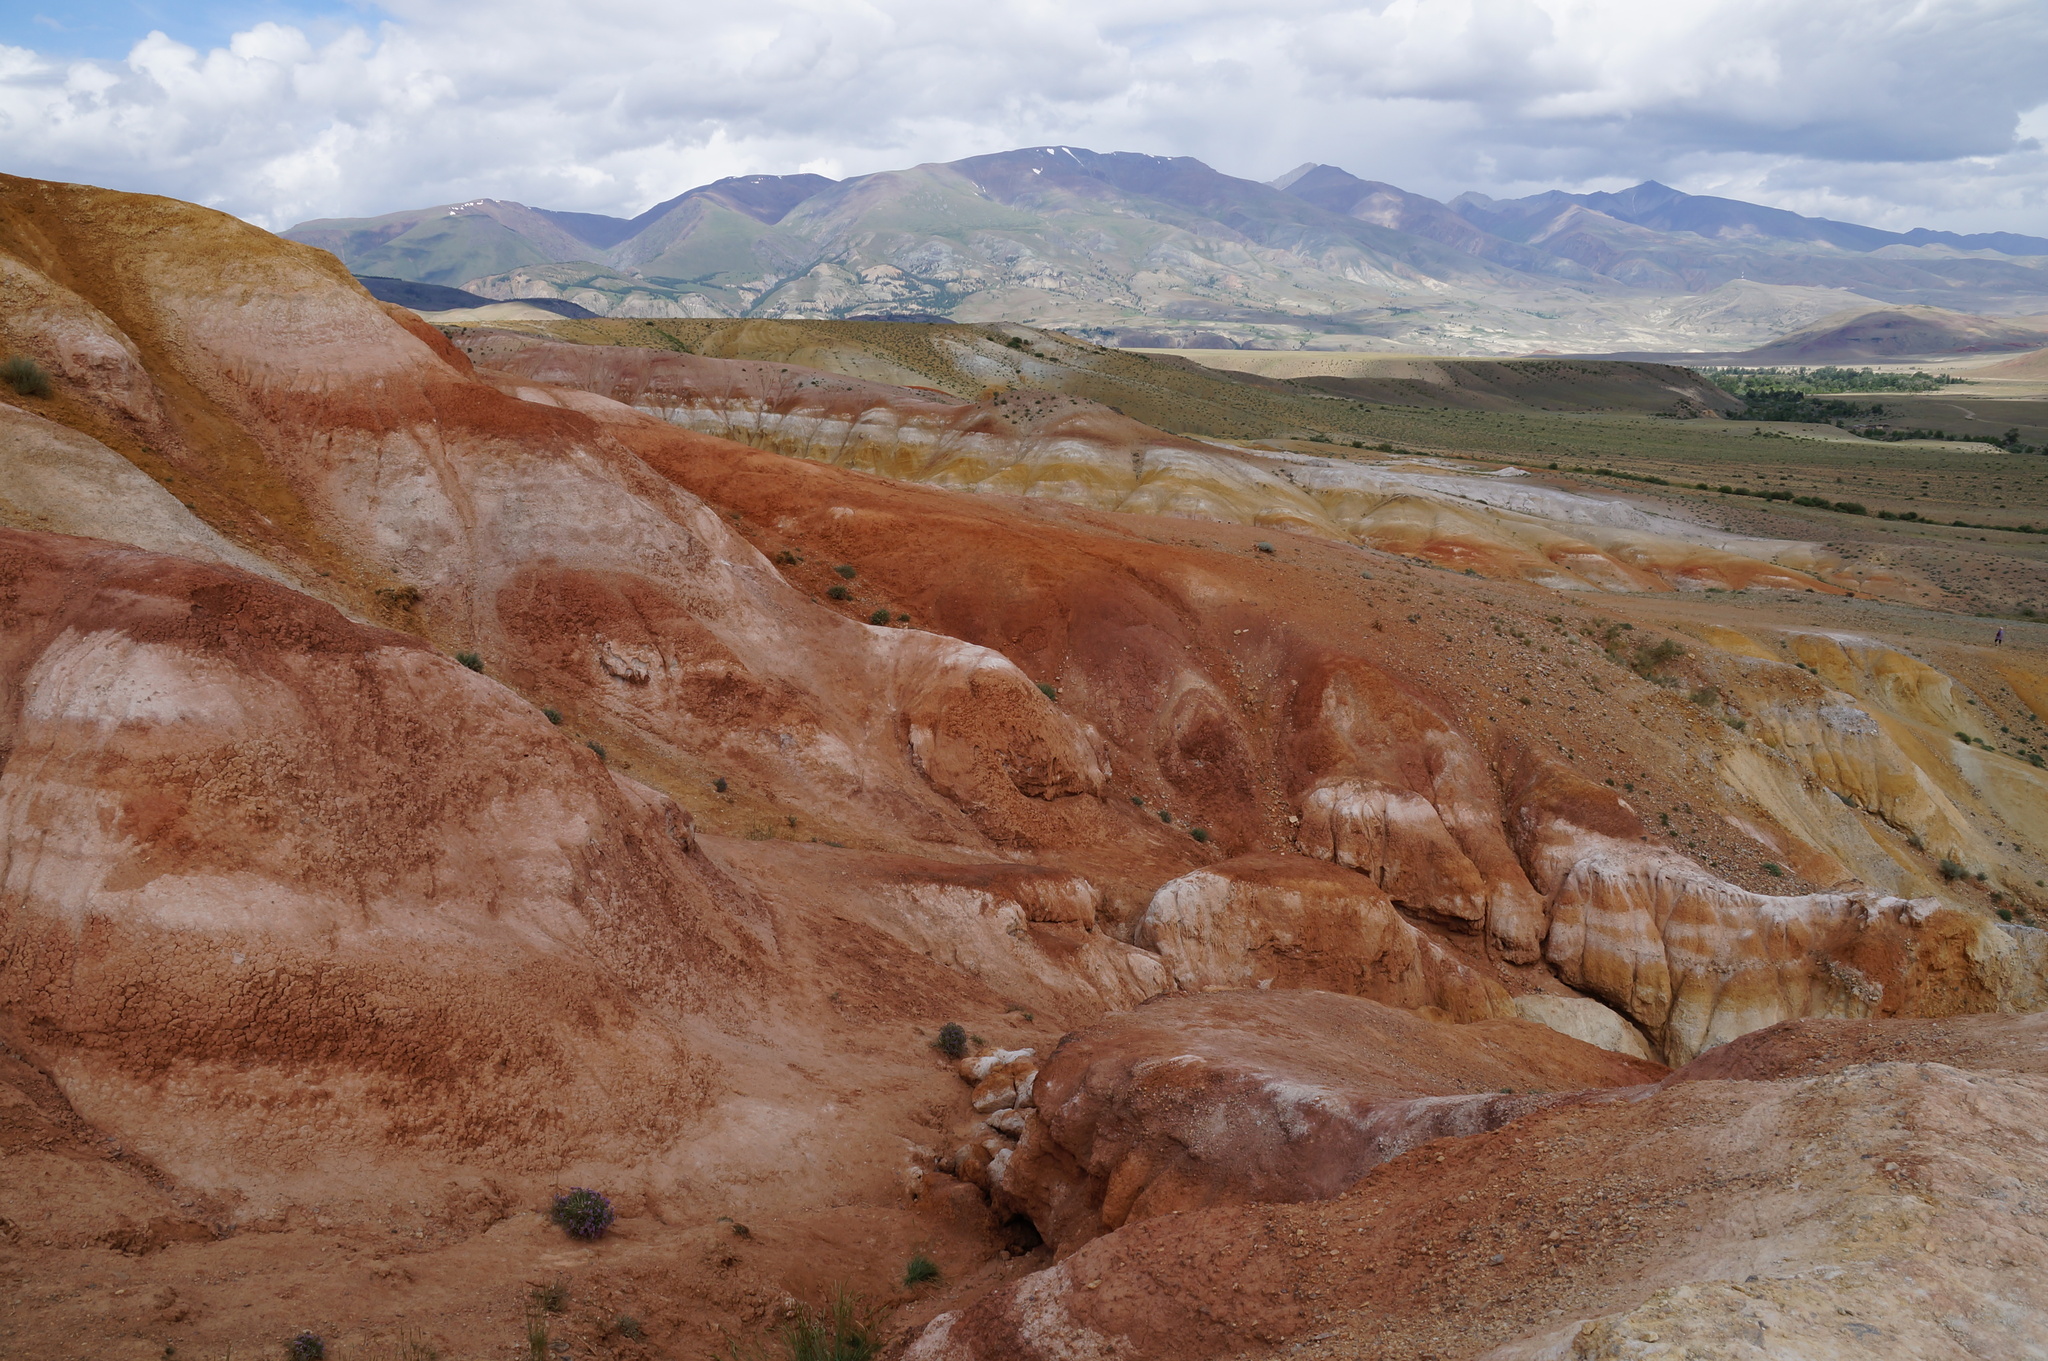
[994,990,1662,1253]
[1134,853,1511,1021]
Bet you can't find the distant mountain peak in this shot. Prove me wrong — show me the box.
[279,147,2048,347]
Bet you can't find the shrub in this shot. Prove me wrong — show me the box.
[1255,542,1275,554]
[1629,639,1684,678]
[835,564,857,579]
[868,607,892,625]
[1939,858,1965,881]
[828,585,851,600]
[1130,795,1144,805]
[775,549,802,565]
[1688,687,1718,707]
[549,1188,615,1240]
[288,1334,326,1361]
[933,1023,967,1060]
[1834,501,1868,515]
[904,1253,941,1286]
[533,1276,570,1312]
[1762,862,1783,877]
[456,651,483,672]
[1036,682,1058,701]
[1999,907,2016,922]
[714,777,728,793]
[1,355,51,398]
[1158,809,1171,823]
[586,740,607,762]
[1190,827,1209,843]
[542,707,562,725]
[614,1315,647,1341]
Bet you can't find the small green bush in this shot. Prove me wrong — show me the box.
[1189,828,1209,843]
[1037,682,1058,701]
[550,1188,614,1240]
[1157,809,1171,823]
[714,776,728,793]
[288,1334,326,1361]
[1762,862,1784,877]
[835,564,857,579]
[1939,858,1965,881]
[532,1276,570,1313]
[1999,907,2016,922]
[904,1253,940,1286]
[0,355,51,398]
[1130,794,1143,805]
[586,740,607,761]
[456,651,483,672]
[542,707,562,725]
[1254,542,1275,554]
[828,585,851,600]
[933,1022,967,1060]
[614,1314,647,1340]
[868,607,892,624]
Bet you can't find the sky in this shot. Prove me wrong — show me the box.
[3,0,2046,234]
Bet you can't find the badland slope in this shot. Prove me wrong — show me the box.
[281,149,2048,355]
[0,173,2044,1358]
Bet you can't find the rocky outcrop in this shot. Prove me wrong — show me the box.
[1509,994,1657,1061]
[909,1014,2048,1361]
[1510,755,2034,1062]
[1289,659,1548,962]
[988,991,1662,1254]
[1134,853,1510,1020]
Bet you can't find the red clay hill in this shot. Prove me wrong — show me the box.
[0,173,2044,1360]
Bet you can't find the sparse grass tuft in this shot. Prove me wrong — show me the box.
[904,1252,940,1286]
[1940,857,1966,881]
[455,651,483,672]
[542,707,562,724]
[835,564,857,579]
[732,1288,878,1361]
[1,355,51,398]
[532,1276,570,1313]
[614,1314,647,1341]
[869,607,892,624]
[1037,682,1058,701]
[586,740,607,762]
[1762,862,1784,877]
[288,1334,326,1361]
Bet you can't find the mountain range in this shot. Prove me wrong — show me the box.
[284,147,2048,354]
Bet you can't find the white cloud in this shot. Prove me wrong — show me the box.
[0,0,2043,233]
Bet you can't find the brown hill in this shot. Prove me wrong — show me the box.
[1730,304,2048,363]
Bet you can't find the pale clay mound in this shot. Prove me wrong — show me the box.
[0,171,2044,1358]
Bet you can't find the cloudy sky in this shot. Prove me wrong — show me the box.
[5,0,2047,233]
